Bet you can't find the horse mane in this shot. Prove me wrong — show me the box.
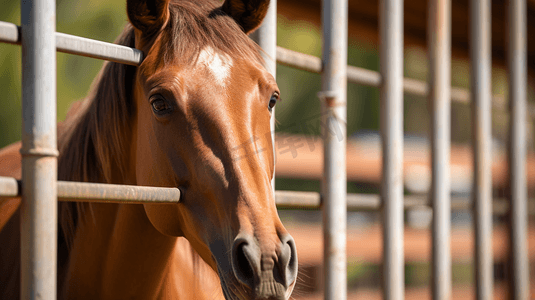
[56,0,263,254]
[56,25,137,251]
[58,29,136,184]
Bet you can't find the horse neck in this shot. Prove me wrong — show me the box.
[62,203,183,299]
[59,155,222,300]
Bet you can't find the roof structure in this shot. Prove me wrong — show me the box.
[278,0,535,76]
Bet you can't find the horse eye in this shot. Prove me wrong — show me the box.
[150,95,172,115]
[268,93,278,112]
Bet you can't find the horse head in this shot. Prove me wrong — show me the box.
[126,0,297,299]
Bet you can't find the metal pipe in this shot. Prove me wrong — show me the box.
[0,177,180,203]
[321,0,348,298]
[0,176,19,198]
[57,181,180,204]
[275,190,322,208]
[428,0,452,299]
[470,0,494,299]
[274,45,527,119]
[276,46,322,73]
[0,20,529,116]
[249,0,277,193]
[56,33,143,66]
[0,21,19,43]
[380,0,404,298]
[274,191,535,214]
[1,176,530,213]
[249,3,276,77]
[0,21,143,66]
[20,0,58,298]
[507,0,529,298]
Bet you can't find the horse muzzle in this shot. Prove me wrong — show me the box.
[229,233,298,300]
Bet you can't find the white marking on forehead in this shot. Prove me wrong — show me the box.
[197,46,233,87]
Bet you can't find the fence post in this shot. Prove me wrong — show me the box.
[470,0,494,299]
[20,0,58,299]
[250,0,277,191]
[321,0,348,298]
[507,0,529,298]
[380,0,404,299]
[428,0,452,299]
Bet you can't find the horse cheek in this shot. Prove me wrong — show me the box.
[143,203,184,237]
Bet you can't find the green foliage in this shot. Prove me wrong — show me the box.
[347,261,380,288]
[0,0,127,148]
[0,0,22,148]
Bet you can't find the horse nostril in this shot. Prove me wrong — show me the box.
[236,244,253,280]
[279,235,298,288]
[231,237,258,288]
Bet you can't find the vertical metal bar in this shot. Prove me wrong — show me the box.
[250,0,277,191]
[20,0,58,299]
[470,0,493,299]
[380,0,404,298]
[320,0,347,297]
[507,0,529,298]
[428,0,452,299]
[251,2,276,76]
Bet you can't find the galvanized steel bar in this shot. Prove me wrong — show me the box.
[275,190,321,208]
[0,21,143,66]
[276,46,322,73]
[274,46,535,118]
[0,176,19,198]
[2,176,529,213]
[0,20,529,115]
[57,181,181,204]
[236,190,535,214]
[276,46,381,86]
[0,177,180,203]
[0,21,19,44]
[380,0,404,298]
[428,0,452,299]
[507,0,529,298]
[20,0,58,298]
[250,2,276,76]
[56,33,143,66]
[321,0,348,298]
[347,65,382,87]
[470,0,494,299]
[250,0,277,192]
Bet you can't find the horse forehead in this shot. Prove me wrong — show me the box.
[196,46,233,87]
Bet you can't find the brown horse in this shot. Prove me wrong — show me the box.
[0,0,298,299]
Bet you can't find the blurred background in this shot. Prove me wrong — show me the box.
[1,0,535,298]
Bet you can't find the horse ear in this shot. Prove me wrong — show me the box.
[127,0,170,37]
[221,0,270,34]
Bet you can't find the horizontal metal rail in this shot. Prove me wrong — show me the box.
[276,46,535,118]
[0,176,19,197]
[0,20,530,115]
[0,21,143,66]
[57,181,180,203]
[0,176,180,204]
[2,176,531,213]
[276,191,535,215]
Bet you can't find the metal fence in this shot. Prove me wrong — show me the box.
[0,0,530,299]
